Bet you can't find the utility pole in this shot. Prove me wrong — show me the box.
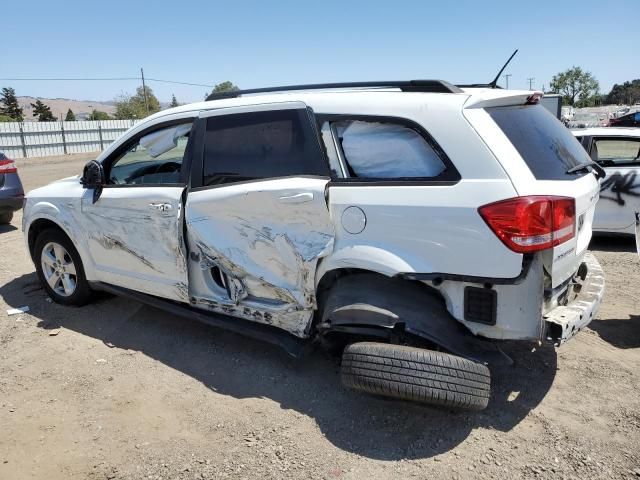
[503,74,512,89]
[140,67,149,115]
[527,77,535,90]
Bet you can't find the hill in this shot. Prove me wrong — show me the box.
[17,97,116,121]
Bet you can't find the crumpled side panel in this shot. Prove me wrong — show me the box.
[186,178,334,337]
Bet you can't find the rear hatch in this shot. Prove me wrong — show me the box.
[466,95,600,288]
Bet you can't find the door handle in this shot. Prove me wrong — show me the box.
[149,202,173,212]
[278,192,314,204]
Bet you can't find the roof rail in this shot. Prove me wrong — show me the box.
[205,80,462,101]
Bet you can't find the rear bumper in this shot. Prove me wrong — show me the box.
[544,252,605,345]
[0,196,23,212]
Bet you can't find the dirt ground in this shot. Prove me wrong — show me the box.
[1,154,639,480]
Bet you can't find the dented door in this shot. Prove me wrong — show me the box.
[186,177,334,337]
[80,186,189,301]
[185,102,334,337]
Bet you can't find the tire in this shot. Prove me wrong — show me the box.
[341,342,491,411]
[34,228,93,306]
[0,212,13,224]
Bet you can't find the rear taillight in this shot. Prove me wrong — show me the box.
[479,196,575,253]
[0,159,17,174]
[526,93,543,105]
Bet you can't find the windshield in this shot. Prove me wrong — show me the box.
[487,104,592,180]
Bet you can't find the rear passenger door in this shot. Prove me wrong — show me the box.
[589,136,640,232]
[185,102,334,336]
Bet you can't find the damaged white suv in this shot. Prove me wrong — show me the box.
[23,81,605,410]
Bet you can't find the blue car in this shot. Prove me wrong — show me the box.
[0,151,24,224]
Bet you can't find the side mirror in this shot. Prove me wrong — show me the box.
[81,160,105,203]
[81,160,105,188]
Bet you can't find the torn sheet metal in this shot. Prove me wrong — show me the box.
[186,177,334,337]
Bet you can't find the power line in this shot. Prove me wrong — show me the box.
[146,78,215,88]
[0,76,216,88]
[0,77,139,81]
[527,77,535,90]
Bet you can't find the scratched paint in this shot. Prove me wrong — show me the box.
[185,177,334,337]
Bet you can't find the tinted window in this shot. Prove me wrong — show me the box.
[203,109,328,186]
[333,120,446,178]
[592,137,640,166]
[487,105,591,180]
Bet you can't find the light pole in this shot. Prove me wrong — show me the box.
[527,77,535,90]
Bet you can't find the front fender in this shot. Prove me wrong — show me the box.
[24,200,96,281]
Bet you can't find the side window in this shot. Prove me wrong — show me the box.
[592,138,640,167]
[331,120,446,179]
[109,123,192,185]
[203,108,328,186]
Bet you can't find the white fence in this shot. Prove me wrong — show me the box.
[0,120,140,159]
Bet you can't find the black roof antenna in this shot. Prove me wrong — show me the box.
[457,49,519,89]
[489,49,519,88]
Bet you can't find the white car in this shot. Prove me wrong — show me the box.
[572,127,640,235]
[23,82,605,410]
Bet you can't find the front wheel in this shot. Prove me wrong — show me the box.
[34,229,93,306]
[341,342,491,411]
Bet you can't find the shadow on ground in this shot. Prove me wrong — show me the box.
[590,234,637,253]
[590,315,640,349]
[0,223,18,234]
[1,272,558,461]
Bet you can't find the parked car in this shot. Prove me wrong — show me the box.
[567,113,608,129]
[23,83,605,410]
[573,128,640,235]
[609,110,640,127]
[0,151,24,224]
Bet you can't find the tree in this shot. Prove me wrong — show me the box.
[606,79,640,105]
[0,115,13,122]
[0,87,24,121]
[65,109,76,121]
[31,99,57,121]
[114,85,161,119]
[206,81,239,99]
[169,94,179,108]
[88,109,111,120]
[549,67,599,106]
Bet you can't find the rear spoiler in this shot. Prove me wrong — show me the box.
[462,89,544,109]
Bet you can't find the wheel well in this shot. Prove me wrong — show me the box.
[314,268,491,356]
[316,268,444,316]
[27,219,69,261]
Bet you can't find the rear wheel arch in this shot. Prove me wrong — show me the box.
[315,269,458,345]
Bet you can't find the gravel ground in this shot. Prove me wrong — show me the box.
[0,155,639,480]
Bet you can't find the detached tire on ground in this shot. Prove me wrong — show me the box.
[341,342,491,411]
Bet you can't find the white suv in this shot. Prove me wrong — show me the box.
[23,81,605,410]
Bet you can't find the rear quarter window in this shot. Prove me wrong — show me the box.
[487,105,591,180]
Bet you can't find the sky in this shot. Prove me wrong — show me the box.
[1,0,637,104]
